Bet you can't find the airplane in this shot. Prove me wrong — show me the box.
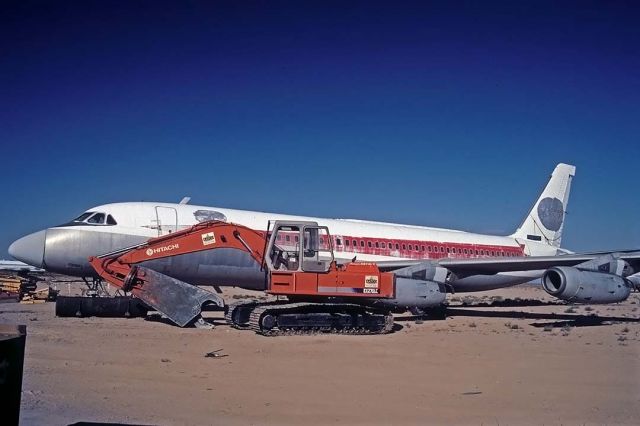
[7,163,640,305]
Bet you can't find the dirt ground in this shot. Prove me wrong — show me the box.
[1,284,639,425]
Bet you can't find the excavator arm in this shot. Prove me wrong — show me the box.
[89,221,269,327]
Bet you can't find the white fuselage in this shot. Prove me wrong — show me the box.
[8,201,561,292]
[79,201,559,259]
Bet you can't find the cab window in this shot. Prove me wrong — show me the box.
[106,215,117,225]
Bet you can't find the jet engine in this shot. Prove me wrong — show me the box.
[369,263,449,309]
[372,277,447,309]
[542,266,632,304]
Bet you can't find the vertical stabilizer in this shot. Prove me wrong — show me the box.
[511,163,576,248]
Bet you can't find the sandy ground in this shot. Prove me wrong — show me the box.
[1,285,639,426]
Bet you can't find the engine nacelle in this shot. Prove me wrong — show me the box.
[542,266,632,304]
[371,277,447,309]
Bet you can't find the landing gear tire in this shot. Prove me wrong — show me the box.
[55,296,148,318]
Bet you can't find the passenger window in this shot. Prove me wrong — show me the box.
[345,239,350,246]
[360,240,365,247]
[368,241,372,248]
[106,215,117,225]
[381,242,386,248]
[87,213,105,224]
[375,242,379,248]
[395,243,399,249]
[336,238,342,246]
[408,244,412,250]
[440,247,444,253]
[353,240,357,247]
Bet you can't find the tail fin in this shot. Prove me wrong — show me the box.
[510,163,576,248]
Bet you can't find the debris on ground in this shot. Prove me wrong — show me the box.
[205,349,228,358]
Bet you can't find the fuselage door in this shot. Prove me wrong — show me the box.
[155,206,178,236]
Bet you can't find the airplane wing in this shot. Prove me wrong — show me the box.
[375,251,640,303]
[0,260,45,273]
[375,251,640,277]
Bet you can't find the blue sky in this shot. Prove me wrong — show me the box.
[1,1,639,256]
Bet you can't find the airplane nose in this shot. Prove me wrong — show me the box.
[8,230,46,268]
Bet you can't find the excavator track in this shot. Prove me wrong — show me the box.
[224,299,261,329]
[247,302,394,336]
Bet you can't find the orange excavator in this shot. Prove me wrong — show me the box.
[88,220,419,335]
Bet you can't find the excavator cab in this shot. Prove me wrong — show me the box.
[265,221,334,273]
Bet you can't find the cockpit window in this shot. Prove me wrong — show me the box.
[69,211,115,225]
[73,212,94,222]
[87,213,105,224]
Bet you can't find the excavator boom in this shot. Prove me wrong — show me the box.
[92,220,267,283]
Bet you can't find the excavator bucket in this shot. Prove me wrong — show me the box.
[128,266,224,327]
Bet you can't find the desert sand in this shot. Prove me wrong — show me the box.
[1,284,639,425]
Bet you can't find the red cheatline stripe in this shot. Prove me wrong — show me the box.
[257,230,525,260]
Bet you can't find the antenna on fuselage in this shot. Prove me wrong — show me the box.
[179,197,191,205]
